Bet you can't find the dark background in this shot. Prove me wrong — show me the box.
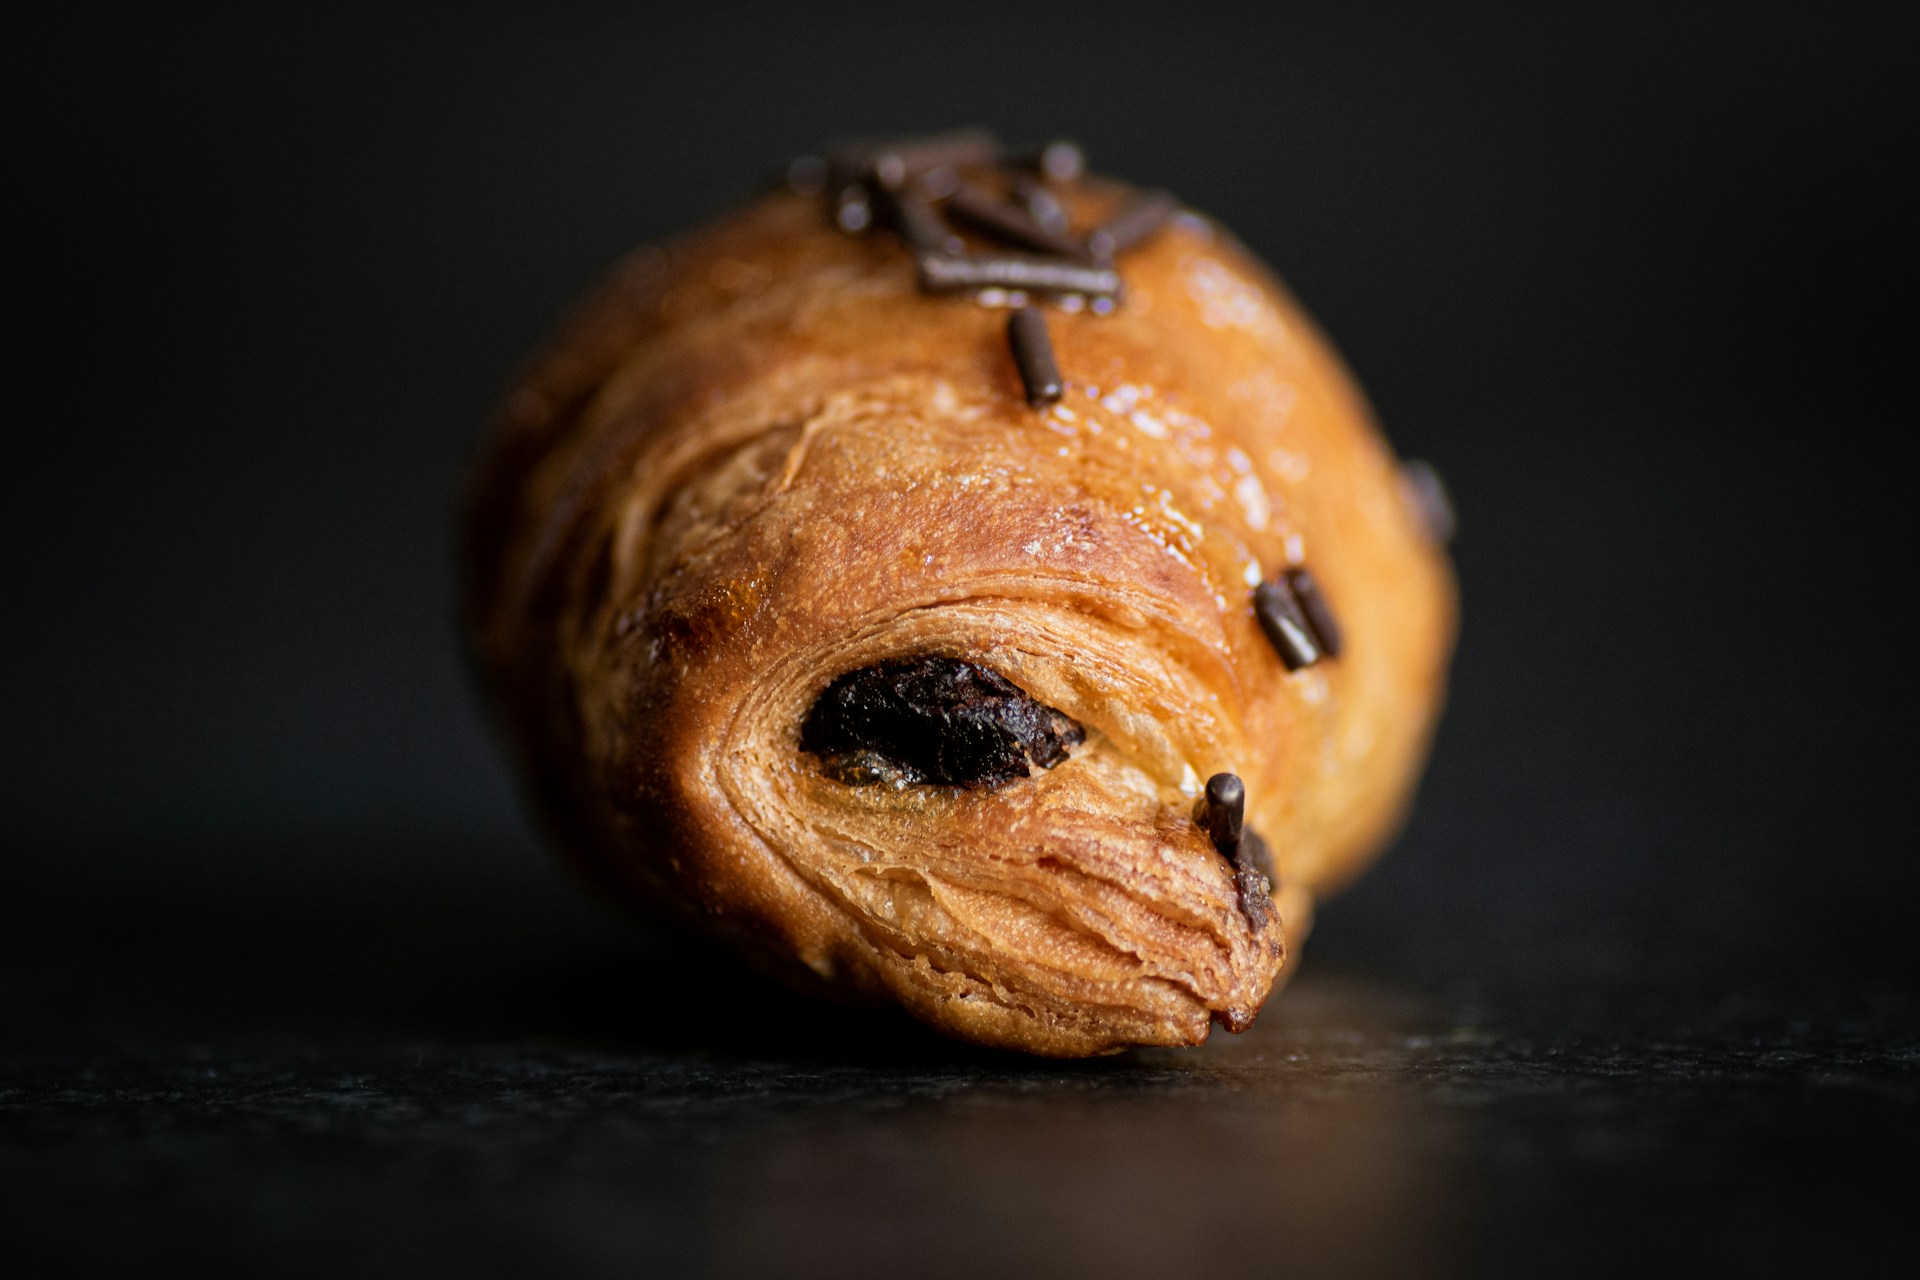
[5,3,1915,1277]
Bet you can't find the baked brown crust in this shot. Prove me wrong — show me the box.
[463,174,1456,1056]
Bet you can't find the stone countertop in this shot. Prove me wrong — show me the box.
[3,852,1914,1280]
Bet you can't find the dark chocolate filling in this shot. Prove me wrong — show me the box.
[800,657,1084,789]
[1234,827,1277,932]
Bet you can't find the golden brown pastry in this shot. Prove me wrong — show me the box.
[464,133,1456,1056]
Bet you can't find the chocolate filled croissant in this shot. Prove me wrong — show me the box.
[464,133,1455,1056]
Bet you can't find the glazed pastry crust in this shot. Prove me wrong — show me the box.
[465,179,1456,1056]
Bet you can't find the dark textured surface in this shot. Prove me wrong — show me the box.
[6,3,1916,1276]
[3,852,1915,1279]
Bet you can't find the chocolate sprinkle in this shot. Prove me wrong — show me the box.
[1400,459,1456,545]
[831,128,1003,189]
[1014,176,1071,236]
[947,184,1091,260]
[1197,774,1275,932]
[1086,189,1180,261]
[1284,567,1343,658]
[834,184,873,234]
[919,252,1122,298]
[1203,773,1246,859]
[1022,139,1086,184]
[1254,578,1322,671]
[801,657,1084,789]
[788,132,1197,422]
[882,183,964,257]
[918,164,964,200]
[1008,307,1064,407]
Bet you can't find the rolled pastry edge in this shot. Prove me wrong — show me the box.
[464,178,1455,1055]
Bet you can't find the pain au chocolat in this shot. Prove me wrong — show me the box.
[463,131,1456,1057]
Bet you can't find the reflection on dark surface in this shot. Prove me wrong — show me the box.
[705,998,1471,1280]
[3,849,1913,1279]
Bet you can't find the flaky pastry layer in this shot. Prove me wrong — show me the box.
[464,178,1455,1055]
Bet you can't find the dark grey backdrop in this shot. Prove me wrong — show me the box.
[10,1,1911,969]
[5,4,1915,1277]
